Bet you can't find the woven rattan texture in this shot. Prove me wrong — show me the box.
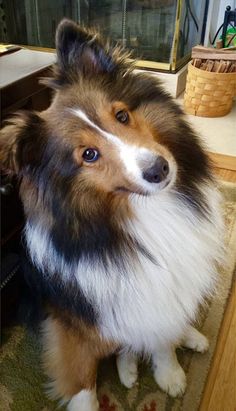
[184,63,236,117]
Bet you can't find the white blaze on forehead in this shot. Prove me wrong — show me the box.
[71,108,155,187]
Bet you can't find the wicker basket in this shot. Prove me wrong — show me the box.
[184,62,236,117]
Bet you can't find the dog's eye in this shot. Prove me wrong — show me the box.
[82,148,99,162]
[115,110,129,124]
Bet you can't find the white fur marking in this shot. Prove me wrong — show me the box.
[116,351,138,388]
[152,346,187,397]
[67,388,99,411]
[182,325,209,352]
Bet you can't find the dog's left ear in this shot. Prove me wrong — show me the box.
[55,19,117,84]
[0,112,46,174]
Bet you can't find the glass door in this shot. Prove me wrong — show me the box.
[1,0,207,72]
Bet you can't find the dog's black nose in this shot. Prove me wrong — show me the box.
[142,156,169,184]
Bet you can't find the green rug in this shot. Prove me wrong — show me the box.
[1,182,236,411]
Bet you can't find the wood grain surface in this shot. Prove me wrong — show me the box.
[200,158,236,411]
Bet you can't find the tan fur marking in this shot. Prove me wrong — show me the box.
[97,100,175,166]
[71,128,137,195]
[42,315,118,401]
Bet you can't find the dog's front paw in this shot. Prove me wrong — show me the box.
[67,389,99,411]
[154,364,186,397]
[189,333,209,353]
[182,326,209,353]
[116,352,138,388]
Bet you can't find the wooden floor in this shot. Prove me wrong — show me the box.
[208,152,236,183]
[200,153,236,411]
[214,168,236,183]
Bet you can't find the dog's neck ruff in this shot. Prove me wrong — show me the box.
[25,183,224,352]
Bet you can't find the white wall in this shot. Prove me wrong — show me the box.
[204,0,236,46]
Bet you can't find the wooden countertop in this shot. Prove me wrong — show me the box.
[0,48,55,89]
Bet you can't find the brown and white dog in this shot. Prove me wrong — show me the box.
[0,20,224,411]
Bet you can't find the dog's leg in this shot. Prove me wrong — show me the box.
[42,316,116,411]
[152,344,186,397]
[116,351,138,388]
[181,324,209,352]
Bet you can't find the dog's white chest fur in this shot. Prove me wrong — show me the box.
[25,186,223,353]
[80,187,223,352]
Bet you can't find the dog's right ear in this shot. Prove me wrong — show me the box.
[52,19,128,86]
[0,112,45,175]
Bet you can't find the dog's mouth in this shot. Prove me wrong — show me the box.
[115,186,149,196]
[115,178,172,197]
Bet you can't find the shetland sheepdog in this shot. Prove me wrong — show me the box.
[0,19,224,411]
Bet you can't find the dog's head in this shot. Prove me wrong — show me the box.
[0,20,211,207]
